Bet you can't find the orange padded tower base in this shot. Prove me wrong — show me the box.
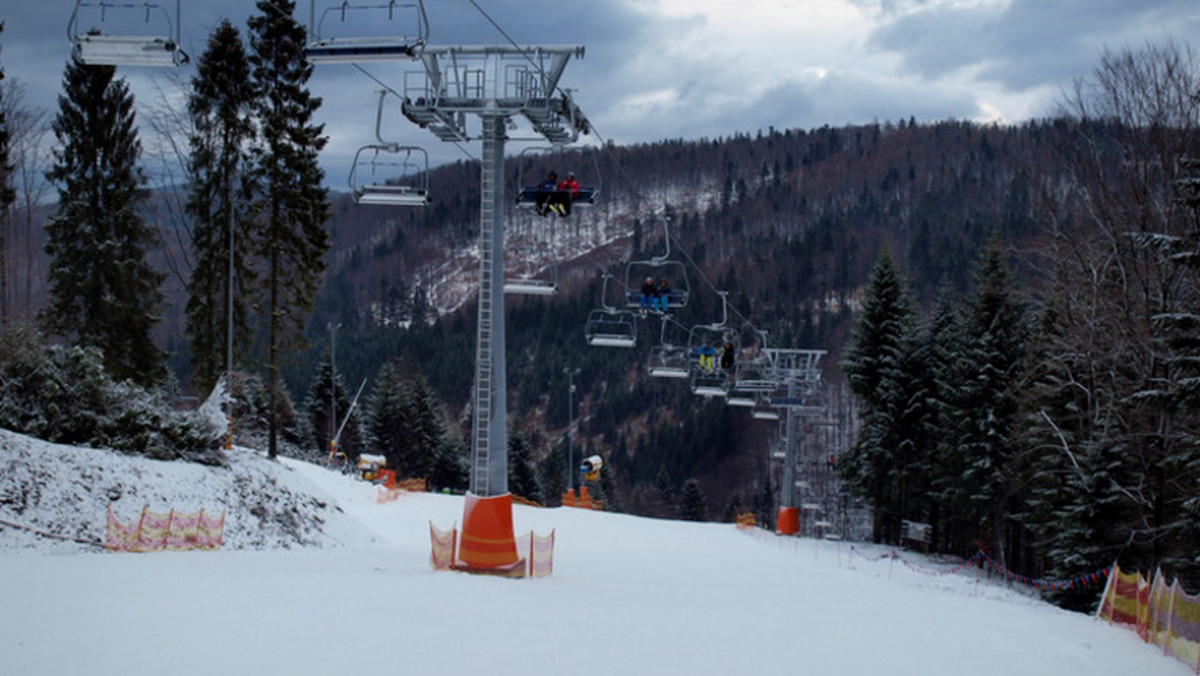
[776,506,799,535]
[457,492,521,571]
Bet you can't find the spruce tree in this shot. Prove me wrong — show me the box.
[940,237,1028,561]
[184,20,257,395]
[42,53,165,386]
[508,433,542,504]
[679,478,708,521]
[1018,297,1134,609]
[247,1,330,458]
[429,437,469,493]
[838,246,918,543]
[925,285,969,552]
[404,375,442,479]
[366,360,410,474]
[303,356,358,460]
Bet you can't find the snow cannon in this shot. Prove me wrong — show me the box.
[579,455,603,482]
[357,454,387,482]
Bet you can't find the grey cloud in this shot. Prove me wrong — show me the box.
[867,0,1200,91]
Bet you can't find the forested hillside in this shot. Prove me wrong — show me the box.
[292,117,1061,520]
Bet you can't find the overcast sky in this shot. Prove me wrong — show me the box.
[3,0,1198,188]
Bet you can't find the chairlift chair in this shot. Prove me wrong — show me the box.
[730,332,778,395]
[504,211,558,296]
[585,275,637,348]
[647,316,690,378]
[69,1,189,67]
[686,291,731,397]
[624,215,690,311]
[305,1,429,63]
[586,310,637,348]
[514,145,601,212]
[691,369,729,398]
[349,144,430,207]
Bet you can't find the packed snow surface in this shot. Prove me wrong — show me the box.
[0,429,1185,675]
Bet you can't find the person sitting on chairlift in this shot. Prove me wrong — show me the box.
[720,340,736,371]
[656,277,671,312]
[640,276,656,311]
[548,171,580,217]
[698,341,716,372]
[535,171,558,216]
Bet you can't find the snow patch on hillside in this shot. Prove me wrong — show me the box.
[0,429,375,552]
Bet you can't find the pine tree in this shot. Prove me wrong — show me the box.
[939,237,1028,561]
[404,375,443,480]
[429,437,468,493]
[247,1,330,458]
[838,246,919,543]
[1017,297,1135,609]
[42,54,165,386]
[925,284,969,552]
[184,20,257,395]
[303,356,357,460]
[366,360,410,473]
[508,433,542,504]
[679,478,708,521]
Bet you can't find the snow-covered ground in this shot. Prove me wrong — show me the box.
[0,428,1185,675]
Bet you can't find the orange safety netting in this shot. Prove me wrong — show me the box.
[378,477,428,503]
[736,512,757,530]
[1099,563,1200,673]
[528,529,555,578]
[561,486,603,510]
[105,505,225,552]
[429,521,457,570]
[428,522,555,578]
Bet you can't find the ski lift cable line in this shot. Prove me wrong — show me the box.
[350,64,479,164]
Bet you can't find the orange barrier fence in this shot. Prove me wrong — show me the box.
[378,476,429,503]
[428,521,555,578]
[1099,563,1200,673]
[736,513,756,530]
[106,505,224,552]
[380,471,426,492]
[561,486,603,510]
[396,478,427,492]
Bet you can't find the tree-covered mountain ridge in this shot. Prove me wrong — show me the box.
[296,118,1062,520]
[318,117,1051,341]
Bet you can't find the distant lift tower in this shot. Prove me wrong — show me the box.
[400,45,589,571]
[763,349,828,536]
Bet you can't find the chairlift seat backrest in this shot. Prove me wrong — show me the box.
[625,288,688,309]
[515,186,597,208]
